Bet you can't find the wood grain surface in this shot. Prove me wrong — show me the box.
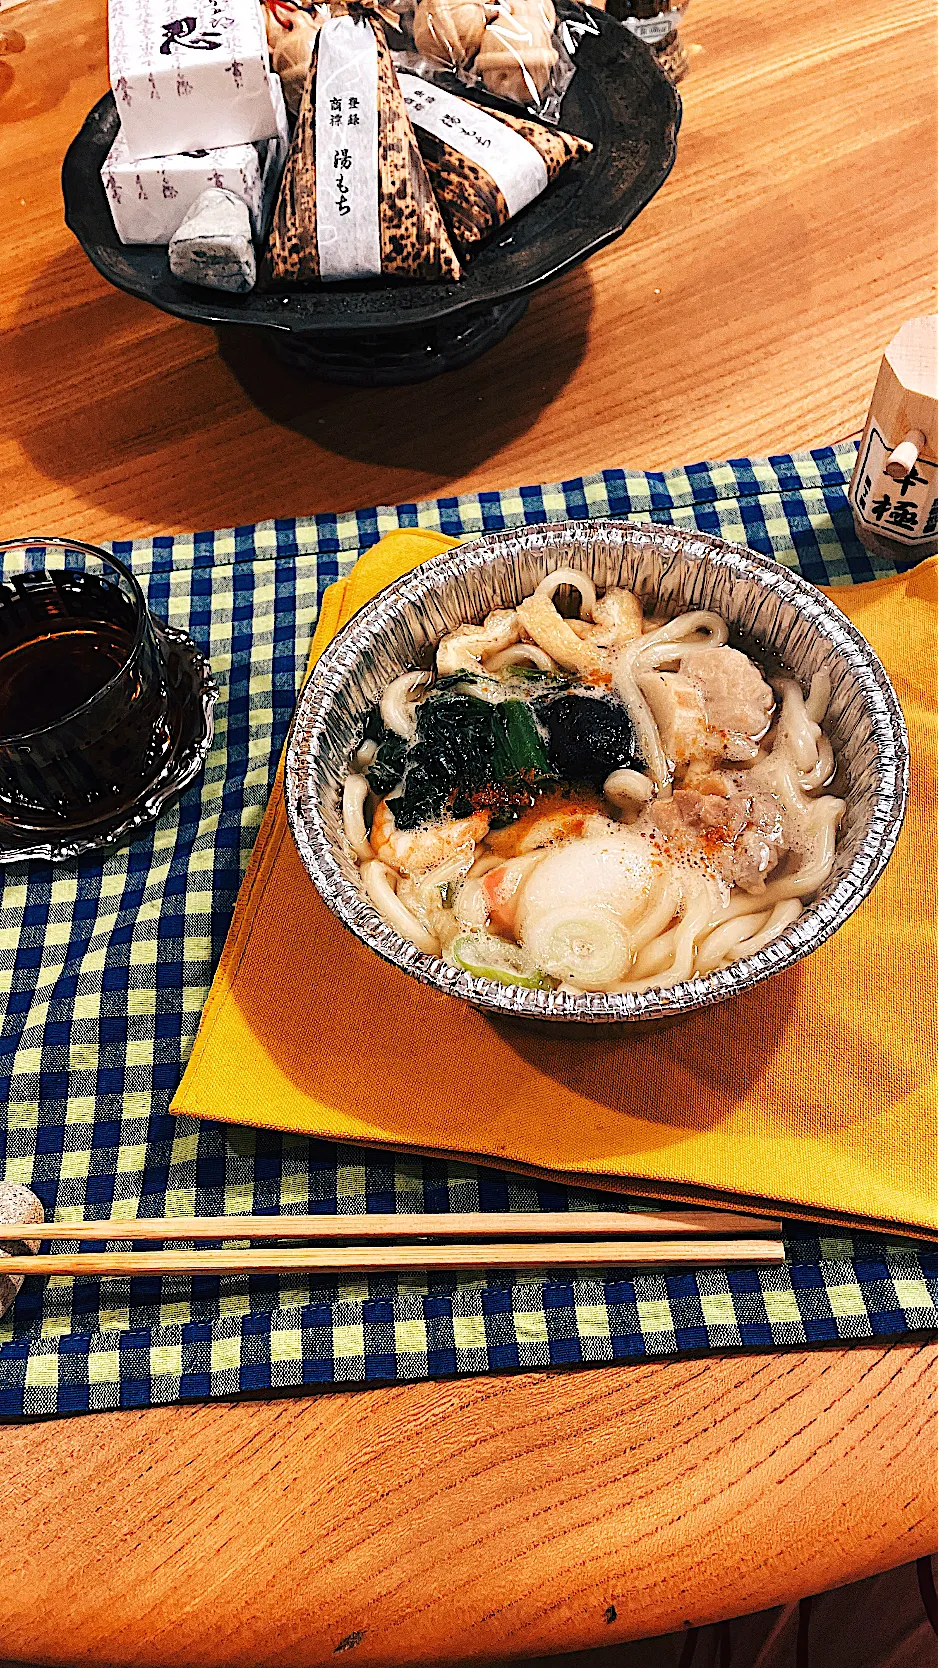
[0,1344,934,1666]
[0,0,936,1663]
[0,0,936,543]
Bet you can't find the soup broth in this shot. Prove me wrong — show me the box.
[342,568,844,995]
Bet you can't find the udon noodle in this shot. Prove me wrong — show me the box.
[343,568,844,994]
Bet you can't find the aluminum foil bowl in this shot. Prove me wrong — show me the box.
[285,521,909,1025]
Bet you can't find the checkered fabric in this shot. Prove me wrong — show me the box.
[0,443,934,1417]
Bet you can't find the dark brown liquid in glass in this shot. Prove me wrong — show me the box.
[0,570,171,827]
[0,572,135,737]
[0,620,134,738]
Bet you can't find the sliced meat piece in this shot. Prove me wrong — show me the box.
[681,646,775,760]
[730,792,787,890]
[640,647,775,769]
[640,672,710,769]
[677,790,750,841]
[680,761,738,796]
[640,788,786,893]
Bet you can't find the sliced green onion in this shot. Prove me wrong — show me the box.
[522,907,632,988]
[452,933,554,991]
[491,700,552,779]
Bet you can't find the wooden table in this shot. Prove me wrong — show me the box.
[0,0,936,1662]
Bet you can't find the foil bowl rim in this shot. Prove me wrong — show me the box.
[285,519,909,1025]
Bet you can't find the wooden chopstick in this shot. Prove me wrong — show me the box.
[0,1239,785,1277]
[0,1208,782,1243]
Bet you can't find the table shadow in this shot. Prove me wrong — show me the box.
[215,263,595,478]
[5,250,593,529]
[491,965,804,1131]
[1,249,234,518]
[226,864,804,1171]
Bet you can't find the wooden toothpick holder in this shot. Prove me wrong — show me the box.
[849,315,937,562]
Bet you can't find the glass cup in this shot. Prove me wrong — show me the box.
[0,537,175,832]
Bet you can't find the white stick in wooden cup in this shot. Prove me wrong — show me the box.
[849,315,938,561]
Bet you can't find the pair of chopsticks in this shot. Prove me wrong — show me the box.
[0,1208,785,1278]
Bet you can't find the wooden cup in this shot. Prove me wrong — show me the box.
[849,315,937,562]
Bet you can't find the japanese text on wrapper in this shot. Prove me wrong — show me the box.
[329,95,361,129]
[161,15,222,51]
[328,97,362,215]
[855,425,938,543]
[159,3,236,55]
[403,84,492,150]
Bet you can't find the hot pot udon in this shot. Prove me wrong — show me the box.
[341,568,845,995]
[286,522,907,1024]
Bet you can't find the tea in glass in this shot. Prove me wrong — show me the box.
[0,538,174,831]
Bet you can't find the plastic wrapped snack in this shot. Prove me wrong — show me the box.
[412,0,488,67]
[475,0,557,105]
[263,0,324,112]
[396,0,595,120]
[399,73,590,253]
[266,10,461,281]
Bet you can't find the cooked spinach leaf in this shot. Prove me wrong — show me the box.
[365,731,408,797]
[390,691,558,831]
[365,675,640,833]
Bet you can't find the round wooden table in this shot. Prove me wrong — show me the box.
[0,0,935,1661]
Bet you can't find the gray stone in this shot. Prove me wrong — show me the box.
[0,1181,43,1318]
[168,187,257,294]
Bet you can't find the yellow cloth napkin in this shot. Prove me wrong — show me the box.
[173,533,938,1236]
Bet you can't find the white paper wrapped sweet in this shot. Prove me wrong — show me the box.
[109,0,282,160]
[399,75,548,218]
[101,72,287,244]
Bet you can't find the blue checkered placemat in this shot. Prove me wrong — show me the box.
[0,443,934,1417]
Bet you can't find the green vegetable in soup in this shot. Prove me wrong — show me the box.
[366,732,408,797]
[491,700,552,780]
[362,670,563,833]
[452,933,555,991]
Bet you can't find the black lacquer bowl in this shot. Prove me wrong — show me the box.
[62,8,680,384]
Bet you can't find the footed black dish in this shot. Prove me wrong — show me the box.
[62,7,680,385]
